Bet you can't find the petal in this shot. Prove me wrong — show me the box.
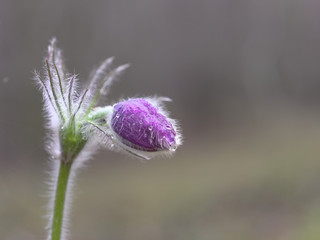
[111,98,177,152]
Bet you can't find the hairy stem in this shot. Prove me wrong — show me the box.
[51,161,72,240]
[46,60,65,122]
[54,63,68,109]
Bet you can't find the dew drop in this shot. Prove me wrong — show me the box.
[170,145,177,152]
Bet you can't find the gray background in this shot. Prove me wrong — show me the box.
[2,0,320,239]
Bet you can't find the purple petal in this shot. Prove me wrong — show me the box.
[111,98,176,151]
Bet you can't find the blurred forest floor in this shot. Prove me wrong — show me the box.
[2,110,320,240]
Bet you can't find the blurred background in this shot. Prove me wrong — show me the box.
[2,0,320,239]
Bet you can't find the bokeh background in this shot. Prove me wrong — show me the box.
[2,0,320,239]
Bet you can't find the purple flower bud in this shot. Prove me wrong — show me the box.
[111,98,179,152]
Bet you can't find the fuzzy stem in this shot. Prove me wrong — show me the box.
[46,60,65,122]
[51,161,72,240]
[54,63,68,109]
[85,69,116,116]
[68,75,75,113]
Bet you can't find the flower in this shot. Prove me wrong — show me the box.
[110,98,179,152]
[36,38,183,240]
[35,38,182,161]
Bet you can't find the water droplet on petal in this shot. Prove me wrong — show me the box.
[170,145,177,152]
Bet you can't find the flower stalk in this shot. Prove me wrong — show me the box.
[51,161,72,240]
[35,38,182,240]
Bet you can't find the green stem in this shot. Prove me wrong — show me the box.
[51,161,72,240]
